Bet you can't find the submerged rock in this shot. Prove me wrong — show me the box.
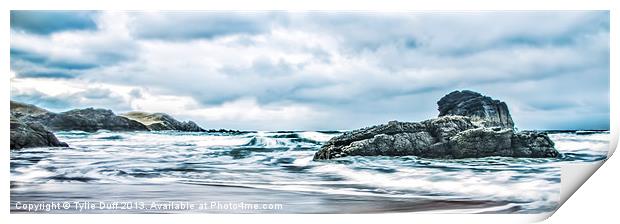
[437,90,514,129]
[121,111,206,132]
[10,115,68,149]
[314,90,559,160]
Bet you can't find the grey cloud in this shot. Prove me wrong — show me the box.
[10,11,610,130]
[15,71,77,79]
[11,88,131,113]
[129,88,143,99]
[10,11,98,35]
[11,90,73,111]
[320,12,607,56]
[219,56,297,77]
[526,101,580,111]
[10,23,139,80]
[11,59,82,79]
[11,49,100,72]
[127,12,281,40]
[80,88,114,99]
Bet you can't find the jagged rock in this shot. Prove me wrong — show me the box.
[10,100,208,133]
[511,131,559,157]
[314,90,559,160]
[11,101,148,132]
[437,90,514,129]
[206,129,252,134]
[121,112,206,132]
[314,120,432,159]
[422,115,477,143]
[10,115,68,149]
[322,120,428,149]
[10,101,50,116]
[46,108,149,132]
[10,101,57,124]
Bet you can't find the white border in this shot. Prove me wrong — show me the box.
[1,1,617,224]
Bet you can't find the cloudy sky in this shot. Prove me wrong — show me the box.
[10,11,609,131]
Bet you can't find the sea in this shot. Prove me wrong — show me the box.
[10,130,609,214]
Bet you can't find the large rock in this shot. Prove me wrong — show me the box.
[314,120,432,159]
[314,90,559,160]
[11,101,148,132]
[121,111,206,132]
[47,108,149,132]
[10,101,57,125]
[511,131,559,157]
[10,100,207,133]
[437,90,514,129]
[439,127,557,158]
[10,115,68,150]
[11,101,50,116]
[422,115,477,143]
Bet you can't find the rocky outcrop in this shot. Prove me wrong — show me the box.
[437,90,514,129]
[121,112,206,132]
[11,102,149,132]
[9,100,209,149]
[10,115,68,149]
[205,129,251,134]
[46,108,149,132]
[10,100,208,133]
[10,101,50,116]
[313,90,559,160]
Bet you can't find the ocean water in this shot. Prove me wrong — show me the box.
[10,130,609,214]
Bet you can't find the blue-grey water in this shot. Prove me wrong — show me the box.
[10,130,609,214]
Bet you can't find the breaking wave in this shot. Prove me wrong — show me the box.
[11,131,608,214]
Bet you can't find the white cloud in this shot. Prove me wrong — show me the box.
[10,11,610,130]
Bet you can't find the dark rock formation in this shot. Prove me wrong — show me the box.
[439,127,557,158]
[510,131,559,157]
[9,100,209,149]
[205,129,252,134]
[45,108,149,132]
[314,120,434,159]
[10,102,55,125]
[11,101,50,115]
[437,90,514,129]
[10,115,68,149]
[313,90,559,160]
[11,101,148,132]
[121,112,206,132]
[10,100,208,133]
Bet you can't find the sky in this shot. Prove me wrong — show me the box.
[9,11,610,131]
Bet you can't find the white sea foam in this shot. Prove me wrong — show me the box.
[10,131,607,213]
[298,131,337,142]
[310,163,559,203]
[550,133,609,152]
